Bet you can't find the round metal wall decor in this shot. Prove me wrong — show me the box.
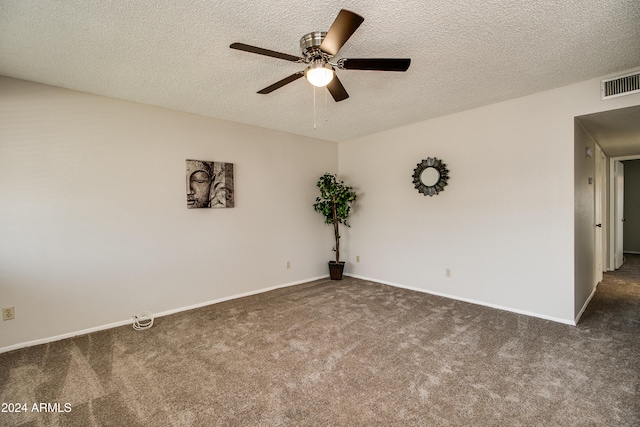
[412,157,449,196]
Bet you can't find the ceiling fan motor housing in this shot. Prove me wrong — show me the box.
[300,32,329,61]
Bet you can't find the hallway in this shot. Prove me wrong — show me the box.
[580,253,640,331]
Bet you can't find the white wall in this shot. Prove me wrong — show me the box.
[3,71,640,350]
[0,77,337,350]
[339,73,640,324]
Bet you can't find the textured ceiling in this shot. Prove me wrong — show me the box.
[1,0,640,142]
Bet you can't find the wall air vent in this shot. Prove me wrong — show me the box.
[601,71,640,99]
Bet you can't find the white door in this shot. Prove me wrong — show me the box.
[594,147,604,282]
[599,150,608,272]
[614,161,625,269]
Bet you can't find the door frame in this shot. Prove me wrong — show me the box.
[594,145,604,283]
[608,155,640,269]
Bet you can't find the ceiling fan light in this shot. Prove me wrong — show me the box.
[305,63,334,87]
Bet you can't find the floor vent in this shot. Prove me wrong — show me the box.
[601,71,640,99]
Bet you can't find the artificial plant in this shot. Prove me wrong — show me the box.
[313,173,357,263]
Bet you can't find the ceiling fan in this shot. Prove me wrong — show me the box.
[230,9,411,102]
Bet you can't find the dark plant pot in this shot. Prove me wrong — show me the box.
[328,261,345,280]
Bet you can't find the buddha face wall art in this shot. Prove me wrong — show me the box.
[186,159,235,209]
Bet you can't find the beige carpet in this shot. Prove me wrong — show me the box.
[1,256,639,426]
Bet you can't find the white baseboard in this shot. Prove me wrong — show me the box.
[0,275,329,354]
[574,282,598,325]
[3,273,578,353]
[346,274,576,326]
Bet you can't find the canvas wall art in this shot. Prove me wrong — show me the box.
[186,159,234,208]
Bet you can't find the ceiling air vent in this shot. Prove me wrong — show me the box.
[601,71,640,99]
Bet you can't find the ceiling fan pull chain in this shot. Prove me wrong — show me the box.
[325,88,329,122]
[313,86,317,129]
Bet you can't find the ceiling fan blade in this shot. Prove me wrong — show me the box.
[320,9,364,56]
[257,72,304,94]
[326,75,349,102]
[340,58,411,72]
[230,43,303,62]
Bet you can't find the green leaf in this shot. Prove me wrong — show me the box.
[313,173,357,260]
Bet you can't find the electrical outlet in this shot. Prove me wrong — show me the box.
[286,261,291,269]
[2,306,15,321]
[356,256,360,263]
[445,268,452,278]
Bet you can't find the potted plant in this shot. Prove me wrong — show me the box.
[313,173,357,280]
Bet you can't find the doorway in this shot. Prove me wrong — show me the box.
[610,156,640,269]
[576,105,640,272]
